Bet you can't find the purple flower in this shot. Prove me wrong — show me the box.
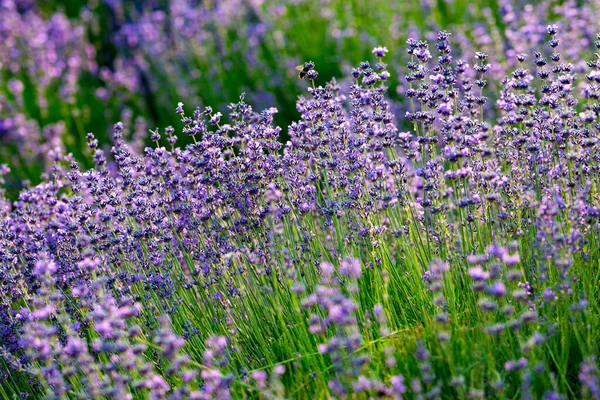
[320,262,335,279]
[32,258,58,276]
[547,25,558,36]
[339,257,361,279]
[487,281,507,297]
[273,365,285,376]
[468,266,490,281]
[372,46,389,58]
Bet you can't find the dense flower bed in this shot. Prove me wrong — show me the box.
[2,0,600,186]
[1,22,600,398]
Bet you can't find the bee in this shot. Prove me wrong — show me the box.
[295,65,310,80]
[295,61,314,80]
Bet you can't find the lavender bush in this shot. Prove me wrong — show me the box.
[0,0,94,183]
[92,0,600,129]
[0,19,599,398]
[4,0,600,192]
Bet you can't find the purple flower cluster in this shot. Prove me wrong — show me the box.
[3,0,600,189]
[0,17,599,398]
[0,0,97,171]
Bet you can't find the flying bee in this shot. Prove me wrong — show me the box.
[295,61,315,80]
[295,64,310,80]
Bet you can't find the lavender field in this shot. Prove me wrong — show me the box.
[1,0,600,399]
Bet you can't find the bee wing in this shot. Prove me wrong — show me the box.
[296,65,305,71]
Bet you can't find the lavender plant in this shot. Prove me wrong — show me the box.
[1,8,600,400]
[3,0,600,192]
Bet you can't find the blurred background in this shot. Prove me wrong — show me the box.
[1,0,598,197]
